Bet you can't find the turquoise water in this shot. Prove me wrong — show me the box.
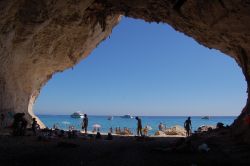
[37,115,237,135]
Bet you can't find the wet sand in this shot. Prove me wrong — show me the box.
[0,128,250,166]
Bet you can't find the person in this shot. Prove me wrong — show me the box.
[20,114,27,136]
[92,127,97,133]
[143,127,148,136]
[12,113,26,136]
[109,127,113,133]
[115,127,118,134]
[96,132,102,139]
[158,122,164,131]
[106,132,113,140]
[82,114,88,134]
[0,113,5,129]
[135,117,142,136]
[53,123,59,130]
[118,127,121,133]
[31,118,40,135]
[184,117,192,137]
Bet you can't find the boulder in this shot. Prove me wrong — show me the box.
[164,125,186,136]
[197,125,216,133]
[154,130,166,136]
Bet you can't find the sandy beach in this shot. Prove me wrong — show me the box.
[1,127,250,166]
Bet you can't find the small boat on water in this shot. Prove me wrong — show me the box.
[107,116,113,120]
[70,112,84,118]
[121,114,133,119]
[201,116,209,120]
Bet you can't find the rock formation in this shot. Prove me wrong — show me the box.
[0,0,250,137]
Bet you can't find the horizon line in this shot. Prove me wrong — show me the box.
[36,114,238,117]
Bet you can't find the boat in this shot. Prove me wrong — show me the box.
[107,116,113,120]
[201,116,209,120]
[70,112,84,118]
[121,114,133,119]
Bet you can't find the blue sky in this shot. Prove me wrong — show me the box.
[34,17,247,116]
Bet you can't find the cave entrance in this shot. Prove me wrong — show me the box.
[33,17,247,134]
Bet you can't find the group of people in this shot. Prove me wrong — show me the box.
[0,112,40,136]
[80,115,143,136]
[81,114,193,137]
[114,127,133,135]
[2,111,193,137]
[136,116,192,137]
[12,113,40,136]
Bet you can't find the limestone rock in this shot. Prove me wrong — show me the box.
[197,125,216,133]
[154,130,165,136]
[0,0,250,136]
[164,125,186,136]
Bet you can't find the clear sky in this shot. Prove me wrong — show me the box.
[34,17,247,116]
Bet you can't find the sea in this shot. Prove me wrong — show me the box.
[37,115,237,135]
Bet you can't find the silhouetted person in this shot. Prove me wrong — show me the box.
[115,127,118,134]
[110,127,113,133]
[32,118,40,135]
[184,117,192,137]
[135,117,142,136]
[12,113,27,136]
[20,115,27,136]
[118,127,121,133]
[82,114,88,134]
[106,132,113,140]
[96,132,102,139]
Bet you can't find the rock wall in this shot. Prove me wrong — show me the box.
[0,0,250,135]
[0,0,120,127]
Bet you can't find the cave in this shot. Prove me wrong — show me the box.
[1,0,250,141]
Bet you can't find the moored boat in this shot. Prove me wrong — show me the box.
[107,116,113,120]
[70,112,84,118]
[121,114,133,119]
[201,116,209,120]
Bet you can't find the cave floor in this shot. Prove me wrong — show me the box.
[0,129,250,166]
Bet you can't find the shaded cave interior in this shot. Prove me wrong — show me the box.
[0,0,250,140]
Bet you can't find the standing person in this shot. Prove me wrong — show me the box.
[20,114,27,136]
[31,118,40,135]
[109,127,113,133]
[184,117,192,137]
[82,114,88,134]
[135,117,142,136]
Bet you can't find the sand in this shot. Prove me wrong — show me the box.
[0,128,250,166]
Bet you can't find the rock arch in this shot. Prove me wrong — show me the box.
[0,0,250,136]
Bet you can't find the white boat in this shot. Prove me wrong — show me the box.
[70,112,84,118]
[107,116,113,120]
[201,116,209,120]
[121,114,133,119]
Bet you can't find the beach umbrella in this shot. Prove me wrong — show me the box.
[145,125,152,130]
[92,124,101,128]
